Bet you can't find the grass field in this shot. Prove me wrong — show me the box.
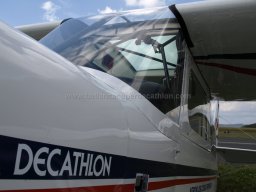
[217,164,256,192]
[217,128,256,191]
[218,127,256,139]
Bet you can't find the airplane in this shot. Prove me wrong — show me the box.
[0,0,256,192]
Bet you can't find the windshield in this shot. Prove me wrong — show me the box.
[40,7,184,114]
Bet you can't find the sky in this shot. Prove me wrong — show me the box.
[218,101,256,126]
[0,0,255,126]
[0,0,199,26]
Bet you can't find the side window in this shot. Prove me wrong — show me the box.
[114,35,182,114]
[91,34,184,118]
[188,71,211,141]
[46,16,184,120]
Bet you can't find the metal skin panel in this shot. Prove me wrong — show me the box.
[81,66,217,171]
[0,20,217,192]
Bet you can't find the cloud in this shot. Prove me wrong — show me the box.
[41,1,60,22]
[220,101,256,112]
[124,0,165,8]
[98,6,117,14]
[219,101,256,125]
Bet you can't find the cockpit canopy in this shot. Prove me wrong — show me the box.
[40,7,184,114]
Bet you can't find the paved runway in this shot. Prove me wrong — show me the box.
[218,137,256,150]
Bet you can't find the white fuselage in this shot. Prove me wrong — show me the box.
[0,9,217,192]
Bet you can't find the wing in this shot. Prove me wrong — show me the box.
[170,0,256,101]
[16,21,61,40]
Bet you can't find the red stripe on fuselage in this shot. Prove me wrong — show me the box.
[0,176,216,192]
[196,60,256,76]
